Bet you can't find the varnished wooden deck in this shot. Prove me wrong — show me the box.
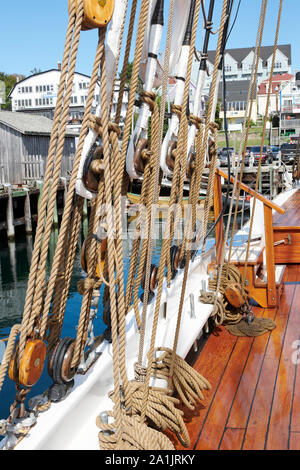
[273,189,300,228]
[173,264,300,450]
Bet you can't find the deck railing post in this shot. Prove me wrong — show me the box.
[213,172,224,264]
[263,204,277,308]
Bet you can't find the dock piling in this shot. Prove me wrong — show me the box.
[4,184,15,241]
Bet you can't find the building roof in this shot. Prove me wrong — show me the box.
[258,73,294,95]
[207,44,292,68]
[218,80,256,103]
[0,110,78,136]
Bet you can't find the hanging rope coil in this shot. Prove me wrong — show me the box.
[107,381,190,447]
[97,410,175,450]
[151,347,211,410]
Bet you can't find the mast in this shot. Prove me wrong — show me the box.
[160,0,196,175]
[187,0,215,154]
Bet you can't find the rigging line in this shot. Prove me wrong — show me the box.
[242,0,283,286]
[226,0,242,42]
[225,0,268,269]
[201,0,241,244]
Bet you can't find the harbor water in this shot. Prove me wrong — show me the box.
[0,209,249,425]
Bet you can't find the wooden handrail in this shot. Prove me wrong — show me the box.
[216,168,285,215]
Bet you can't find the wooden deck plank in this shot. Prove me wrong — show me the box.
[291,350,300,433]
[289,432,300,450]
[219,428,245,450]
[226,308,274,429]
[174,327,237,450]
[194,335,253,450]
[273,189,300,227]
[284,264,300,282]
[242,285,295,450]
[265,285,300,449]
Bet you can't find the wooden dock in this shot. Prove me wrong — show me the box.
[0,178,89,241]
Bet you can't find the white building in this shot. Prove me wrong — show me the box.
[257,73,294,117]
[191,44,292,97]
[9,68,128,132]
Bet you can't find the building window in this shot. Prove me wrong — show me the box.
[224,65,232,72]
[274,62,282,68]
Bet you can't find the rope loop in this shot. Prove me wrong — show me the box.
[77,277,102,295]
[89,115,122,138]
[208,121,219,132]
[189,113,203,128]
[140,91,156,112]
[171,103,182,118]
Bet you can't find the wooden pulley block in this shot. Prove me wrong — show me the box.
[141,264,158,293]
[166,139,177,171]
[80,236,107,278]
[224,282,246,309]
[293,167,300,180]
[69,0,115,31]
[82,145,104,193]
[47,337,77,385]
[9,339,46,388]
[186,149,196,179]
[170,245,181,279]
[133,139,149,176]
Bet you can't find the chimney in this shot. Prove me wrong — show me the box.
[58,61,61,71]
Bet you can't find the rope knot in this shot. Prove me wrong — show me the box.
[134,362,147,383]
[208,121,219,132]
[77,277,101,295]
[171,104,182,118]
[140,91,156,111]
[189,113,203,128]
[89,116,121,138]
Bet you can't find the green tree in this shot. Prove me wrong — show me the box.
[0,72,19,110]
[215,100,223,129]
[205,98,223,129]
[122,61,143,94]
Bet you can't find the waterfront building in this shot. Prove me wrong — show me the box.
[191,44,292,97]
[0,110,77,185]
[218,80,257,130]
[8,67,129,133]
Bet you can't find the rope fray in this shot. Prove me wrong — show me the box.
[96,410,175,450]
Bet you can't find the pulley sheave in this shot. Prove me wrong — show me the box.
[69,0,115,30]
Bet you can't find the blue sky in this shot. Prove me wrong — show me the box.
[0,0,299,77]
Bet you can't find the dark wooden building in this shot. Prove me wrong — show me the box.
[0,111,78,185]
